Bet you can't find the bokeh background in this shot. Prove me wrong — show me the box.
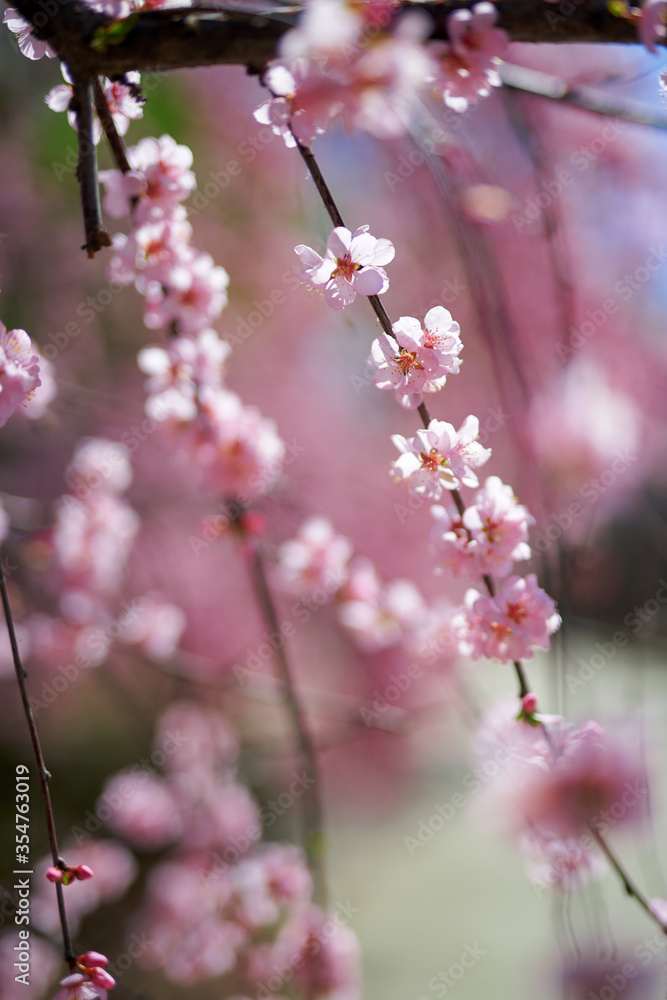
[2,19,667,1000]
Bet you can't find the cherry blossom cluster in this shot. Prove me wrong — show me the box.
[19,437,185,681]
[274,514,458,664]
[98,133,285,502]
[471,700,650,891]
[370,306,463,409]
[254,0,509,145]
[82,701,363,995]
[54,952,115,1000]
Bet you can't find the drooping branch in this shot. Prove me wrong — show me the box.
[71,75,112,256]
[6,0,657,82]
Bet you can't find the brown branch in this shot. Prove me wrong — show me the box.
[0,553,76,968]
[93,76,133,173]
[71,76,111,256]
[7,0,659,82]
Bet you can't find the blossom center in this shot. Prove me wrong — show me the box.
[333,252,361,282]
[394,350,423,375]
[506,600,527,626]
[420,448,444,473]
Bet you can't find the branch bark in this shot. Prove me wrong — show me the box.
[7,0,655,81]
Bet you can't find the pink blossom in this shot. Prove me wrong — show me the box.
[52,972,109,1000]
[429,2,508,112]
[192,389,285,500]
[431,476,533,579]
[461,477,533,577]
[333,12,436,139]
[137,859,246,982]
[406,598,459,669]
[108,208,193,289]
[275,516,353,596]
[391,415,491,498]
[99,770,182,849]
[52,492,139,598]
[143,252,229,334]
[0,323,41,427]
[137,329,230,423]
[98,170,146,219]
[338,574,427,652]
[21,349,56,418]
[102,73,144,135]
[3,8,55,59]
[231,844,313,929]
[520,832,606,891]
[370,306,462,409]
[154,701,238,773]
[66,438,133,498]
[279,0,365,63]
[265,906,362,1000]
[46,66,142,143]
[295,225,394,310]
[131,134,196,221]
[120,592,186,661]
[638,0,667,52]
[519,722,648,839]
[254,62,333,147]
[456,574,561,662]
[429,500,476,578]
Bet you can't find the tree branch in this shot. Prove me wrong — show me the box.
[7,0,657,81]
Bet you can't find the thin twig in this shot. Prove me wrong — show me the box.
[92,77,133,174]
[590,827,667,935]
[72,76,111,258]
[0,554,75,967]
[246,541,328,907]
[501,62,667,131]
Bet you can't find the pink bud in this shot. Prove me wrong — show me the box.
[89,967,116,989]
[72,864,94,881]
[45,866,63,883]
[522,692,538,714]
[78,951,109,967]
[240,511,267,536]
